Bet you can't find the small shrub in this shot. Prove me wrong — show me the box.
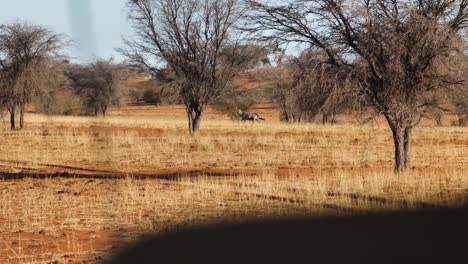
[129,88,143,102]
[142,88,161,104]
[35,90,87,116]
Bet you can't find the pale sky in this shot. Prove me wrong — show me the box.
[0,0,300,64]
[0,0,132,62]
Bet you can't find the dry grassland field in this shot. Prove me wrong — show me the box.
[0,104,467,263]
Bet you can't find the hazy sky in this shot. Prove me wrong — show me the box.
[0,0,132,62]
[0,0,300,64]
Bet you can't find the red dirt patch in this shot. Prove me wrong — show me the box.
[1,229,121,264]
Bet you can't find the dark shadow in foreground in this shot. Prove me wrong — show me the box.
[108,207,467,264]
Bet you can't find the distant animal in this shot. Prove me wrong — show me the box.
[236,109,265,122]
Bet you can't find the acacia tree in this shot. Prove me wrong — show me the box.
[270,50,355,124]
[65,59,127,117]
[119,0,261,134]
[0,22,66,129]
[246,0,468,173]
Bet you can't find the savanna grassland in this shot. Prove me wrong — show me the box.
[0,104,467,263]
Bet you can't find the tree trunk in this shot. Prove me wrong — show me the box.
[330,109,336,125]
[19,104,25,129]
[187,106,204,135]
[403,127,412,170]
[388,122,412,174]
[435,114,443,126]
[322,112,331,125]
[9,107,15,130]
[101,104,108,117]
[322,109,336,125]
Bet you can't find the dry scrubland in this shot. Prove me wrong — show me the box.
[0,105,467,263]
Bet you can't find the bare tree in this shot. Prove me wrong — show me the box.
[0,22,66,129]
[65,59,128,117]
[269,50,356,124]
[246,0,468,173]
[119,0,261,134]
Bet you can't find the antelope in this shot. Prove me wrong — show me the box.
[236,109,265,122]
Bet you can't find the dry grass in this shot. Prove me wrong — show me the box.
[0,104,467,263]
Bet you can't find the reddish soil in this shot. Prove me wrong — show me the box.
[1,229,121,264]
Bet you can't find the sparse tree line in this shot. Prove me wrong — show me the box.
[0,0,467,173]
[0,23,129,129]
[0,23,65,129]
